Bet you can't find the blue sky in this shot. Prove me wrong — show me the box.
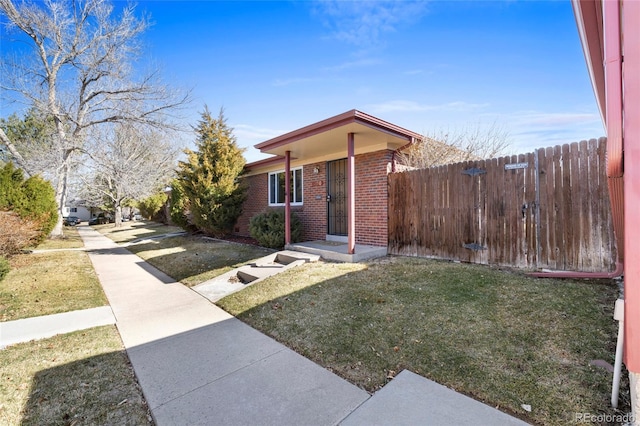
[2,0,605,163]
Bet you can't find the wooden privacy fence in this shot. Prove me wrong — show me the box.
[388,138,617,272]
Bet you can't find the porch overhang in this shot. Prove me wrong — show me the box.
[244,109,421,257]
[254,109,422,162]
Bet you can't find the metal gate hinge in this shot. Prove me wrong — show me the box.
[462,168,486,176]
[463,243,487,251]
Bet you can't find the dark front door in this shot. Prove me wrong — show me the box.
[327,158,347,236]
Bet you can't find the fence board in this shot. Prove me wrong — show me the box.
[388,139,617,272]
[525,151,537,266]
[578,140,590,270]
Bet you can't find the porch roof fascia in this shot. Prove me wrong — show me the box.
[254,109,423,154]
[244,155,286,170]
[243,155,292,177]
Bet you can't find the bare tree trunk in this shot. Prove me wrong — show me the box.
[50,162,70,237]
[115,204,123,227]
[0,128,30,176]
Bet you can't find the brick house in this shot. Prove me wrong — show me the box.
[234,110,422,259]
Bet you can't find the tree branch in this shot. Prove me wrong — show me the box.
[0,128,31,176]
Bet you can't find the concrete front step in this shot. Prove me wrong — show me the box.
[286,241,387,262]
[193,250,320,302]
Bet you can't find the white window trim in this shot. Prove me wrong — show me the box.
[268,167,303,206]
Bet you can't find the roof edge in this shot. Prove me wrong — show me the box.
[245,155,285,171]
[254,109,422,153]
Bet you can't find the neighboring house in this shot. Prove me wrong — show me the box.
[573,0,639,417]
[234,110,422,253]
[62,200,92,221]
[63,199,106,222]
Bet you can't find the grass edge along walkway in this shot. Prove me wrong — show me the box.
[217,256,624,426]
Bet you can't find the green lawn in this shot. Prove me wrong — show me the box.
[218,256,624,425]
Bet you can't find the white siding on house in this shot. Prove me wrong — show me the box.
[63,206,92,221]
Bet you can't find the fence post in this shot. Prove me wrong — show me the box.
[534,149,541,268]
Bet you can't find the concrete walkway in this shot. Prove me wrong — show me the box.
[79,226,369,425]
[0,306,115,348]
[3,226,529,425]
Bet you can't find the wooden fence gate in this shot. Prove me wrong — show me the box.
[388,138,617,272]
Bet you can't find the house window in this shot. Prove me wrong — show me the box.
[70,207,78,212]
[269,168,303,206]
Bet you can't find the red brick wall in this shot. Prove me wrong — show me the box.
[234,150,393,247]
[234,174,268,236]
[298,162,327,241]
[234,163,328,242]
[354,150,393,246]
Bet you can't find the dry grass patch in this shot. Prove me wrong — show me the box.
[94,221,183,243]
[218,256,625,425]
[0,326,152,425]
[0,251,106,321]
[127,235,274,286]
[34,226,84,250]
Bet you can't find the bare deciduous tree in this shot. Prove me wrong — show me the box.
[81,123,179,227]
[398,121,511,169]
[0,0,190,236]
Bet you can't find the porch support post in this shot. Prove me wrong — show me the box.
[347,133,355,255]
[285,150,291,246]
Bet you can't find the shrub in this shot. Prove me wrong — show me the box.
[0,163,57,252]
[18,173,58,242]
[0,211,40,256]
[249,210,302,249]
[138,192,168,220]
[0,256,10,282]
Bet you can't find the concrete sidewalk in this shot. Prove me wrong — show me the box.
[0,306,115,348]
[76,226,528,425]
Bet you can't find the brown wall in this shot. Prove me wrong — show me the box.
[234,150,394,247]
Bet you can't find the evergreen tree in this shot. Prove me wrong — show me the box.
[168,179,192,230]
[137,191,168,221]
[175,107,247,236]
